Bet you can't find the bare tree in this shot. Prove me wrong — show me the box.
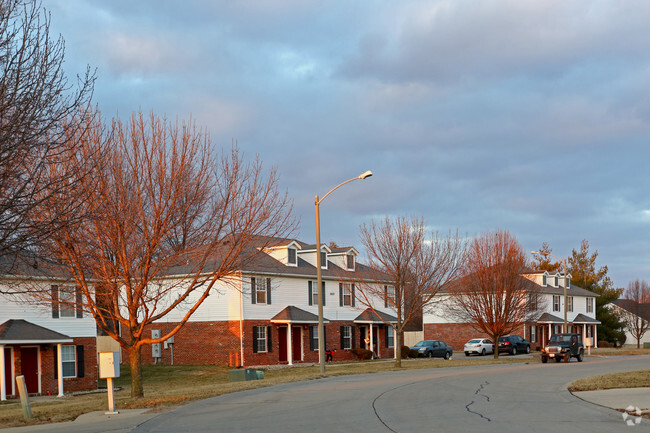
[0,0,95,257]
[447,230,540,359]
[617,280,650,348]
[353,216,467,367]
[28,111,295,398]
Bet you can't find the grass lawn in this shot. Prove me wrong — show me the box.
[1,347,648,428]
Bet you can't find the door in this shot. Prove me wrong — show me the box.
[278,327,288,363]
[291,326,302,362]
[3,347,13,396]
[360,327,367,349]
[19,347,39,394]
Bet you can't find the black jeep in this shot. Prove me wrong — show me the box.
[541,333,584,363]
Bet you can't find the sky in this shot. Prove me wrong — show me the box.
[44,0,650,289]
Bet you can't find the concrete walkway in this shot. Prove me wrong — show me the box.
[573,387,650,412]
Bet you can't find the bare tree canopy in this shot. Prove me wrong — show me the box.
[0,0,95,256]
[28,111,295,397]
[354,215,467,367]
[617,279,650,348]
[447,230,539,358]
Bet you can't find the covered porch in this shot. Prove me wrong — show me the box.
[271,306,328,366]
[353,309,397,359]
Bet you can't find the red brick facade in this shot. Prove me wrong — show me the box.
[424,323,486,353]
[3,337,97,397]
[134,320,395,367]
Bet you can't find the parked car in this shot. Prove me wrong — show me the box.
[498,335,530,355]
[541,333,584,363]
[464,338,494,356]
[410,340,453,359]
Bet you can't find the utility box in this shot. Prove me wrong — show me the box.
[164,336,174,349]
[99,352,121,378]
[229,369,263,382]
[152,330,161,359]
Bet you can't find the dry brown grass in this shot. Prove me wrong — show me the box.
[568,369,650,392]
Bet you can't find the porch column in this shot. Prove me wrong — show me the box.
[1,344,5,401]
[57,343,64,397]
[287,325,293,366]
[369,325,374,355]
[583,324,587,343]
[548,324,552,339]
[594,325,598,348]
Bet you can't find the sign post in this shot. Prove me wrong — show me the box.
[15,376,32,420]
[99,352,120,414]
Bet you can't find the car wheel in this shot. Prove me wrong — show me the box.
[555,356,562,363]
[541,356,548,363]
[427,351,433,358]
[525,345,530,354]
[565,353,571,363]
[465,352,470,357]
[444,351,450,360]
[577,350,583,362]
[481,348,486,356]
[511,347,517,356]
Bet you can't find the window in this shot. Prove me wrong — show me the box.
[251,277,271,305]
[51,285,82,319]
[310,326,319,351]
[384,286,396,308]
[542,274,547,286]
[346,254,355,270]
[529,326,536,343]
[308,281,326,306]
[527,293,538,311]
[320,251,327,269]
[385,326,394,348]
[61,345,76,377]
[288,248,297,266]
[552,295,560,312]
[553,324,562,334]
[340,283,355,307]
[564,277,570,288]
[340,326,351,350]
[586,297,593,313]
[554,276,558,287]
[253,326,269,353]
[567,296,573,312]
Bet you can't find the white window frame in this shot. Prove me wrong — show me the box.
[552,295,560,312]
[586,297,593,313]
[59,287,76,318]
[311,281,319,306]
[386,326,394,348]
[527,293,538,311]
[342,283,353,306]
[320,251,328,269]
[253,278,268,304]
[529,325,536,343]
[311,325,319,351]
[341,326,351,350]
[255,326,268,353]
[61,345,77,378]
[287,247,297,266]
[567,296,573,312]
[386,286,396,304]
[346,254,355,271]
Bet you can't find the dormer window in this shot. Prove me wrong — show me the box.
[320,251,327,269]
[288,247,297,266]
[346,254,355,270]
[554,275,558,287]
[542,274,547,287]
[565,277,570,288]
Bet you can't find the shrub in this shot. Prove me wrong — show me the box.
[409,349,420,358]
[598,340,612,348]
[401,345,410,359]
[350,348,373,360]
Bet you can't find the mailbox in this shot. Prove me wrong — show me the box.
[99,352,121,378]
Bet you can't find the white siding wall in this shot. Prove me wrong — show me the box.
[0,283,96,338]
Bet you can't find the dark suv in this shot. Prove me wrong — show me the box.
[498,335,530,355]
[541,333,584,363]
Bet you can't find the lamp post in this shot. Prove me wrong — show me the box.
[531,251,568,332]
[315,171,372,375]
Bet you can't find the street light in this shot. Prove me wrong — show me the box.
[531,251,568,332]
[315,171,372,375]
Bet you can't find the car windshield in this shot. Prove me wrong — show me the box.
[467,339,481,344]
[499,337,508,342]
[413,341,430,347]
[549,335,572,343]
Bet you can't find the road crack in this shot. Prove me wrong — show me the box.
[466,381,491,421]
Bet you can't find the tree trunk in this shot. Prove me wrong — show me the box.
[493,335,499,359]
[129,346,144,398]
[394,330,402,368]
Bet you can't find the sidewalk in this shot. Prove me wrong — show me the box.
[573,387,650,412]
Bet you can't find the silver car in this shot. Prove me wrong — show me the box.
[464,338,494,356]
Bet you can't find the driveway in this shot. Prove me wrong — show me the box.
[133,355,649,433]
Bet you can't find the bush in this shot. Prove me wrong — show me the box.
[401,345,410,359]
[350,348,373,360]
[409,349,420,358]
[598,340,612,348]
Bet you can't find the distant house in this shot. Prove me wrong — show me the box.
[0,258,97,400]
[140,237,397,367]
[610,299,650,347]
[423,270,600,350]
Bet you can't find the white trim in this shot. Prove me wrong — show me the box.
[0,339,73,345]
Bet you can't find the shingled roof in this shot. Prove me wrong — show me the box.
[270,306,328,323]
[0,319,73,344]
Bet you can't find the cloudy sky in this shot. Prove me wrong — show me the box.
[45,0,650,288]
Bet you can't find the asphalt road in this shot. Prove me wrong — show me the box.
[133,355,649,433]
